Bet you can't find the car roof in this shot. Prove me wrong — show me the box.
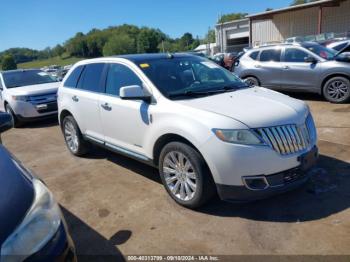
[248,41,320,51]
[328,40,350,48]
[112,53,198,63]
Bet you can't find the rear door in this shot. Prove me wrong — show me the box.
[70,63,106,141]
[280,47,320,90]
[254,48,283,88]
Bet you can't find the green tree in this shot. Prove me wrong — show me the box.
[218,13,248,23]
[205,30,216,43]
[137,28,165,53]
[52,44,65,57]
[103,34,136,56]
[1,55,17,70]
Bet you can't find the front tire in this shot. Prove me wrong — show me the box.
[244,76,260,87]
[62,115,89,156]
[323,76,350,103]
[159,142,215,209]
[5,104,21,128]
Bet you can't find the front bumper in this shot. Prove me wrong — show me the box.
[10,100,58,120]
[216,146,319,202]
[25,222,76,262]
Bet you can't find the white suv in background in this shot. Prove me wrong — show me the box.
[0,69,59,127]
[58,54,318,209]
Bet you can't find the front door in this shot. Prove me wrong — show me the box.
[280,47,320,91]
[99,63,152,157]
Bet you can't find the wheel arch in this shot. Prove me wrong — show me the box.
[241,75,261,85]
[152,133,202,167]
[59,109,73,126]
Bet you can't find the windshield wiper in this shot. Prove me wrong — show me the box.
[169,86,238,99]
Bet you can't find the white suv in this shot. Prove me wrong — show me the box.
[58,54,318,208]
[0,69,59,127]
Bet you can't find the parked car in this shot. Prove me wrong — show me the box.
[58,54,318,209]
[327,40,350,53]
[234,42,350,103]
[0,112,76,261]
[0,69,59,127]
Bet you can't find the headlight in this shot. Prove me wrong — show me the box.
[1,179,61,260]
[213,129,264,145]
[11,95,29,102]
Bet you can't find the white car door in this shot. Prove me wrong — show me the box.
[0,76,4,111]
[99,62,152,158]
[70,63,105,141]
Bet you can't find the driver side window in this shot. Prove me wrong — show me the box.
[284,48,310,63]
[105,63,142,96]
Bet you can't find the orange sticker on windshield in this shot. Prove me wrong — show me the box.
[140,63,150,68]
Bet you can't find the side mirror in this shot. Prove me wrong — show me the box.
[120,85,151,103]
[304,56,318,64]
[0,113,13,134]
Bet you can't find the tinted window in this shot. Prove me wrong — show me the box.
[260,49,281,62]
[302,43,336,60]
[333,42,347,51]
[249,51,259,60]
[77,63,105,92]
[64,66,84,88]
[2,70,57,89]
[284,48,309,62]
[105,64,142,96]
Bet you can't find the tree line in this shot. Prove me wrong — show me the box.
[1,24,215,70]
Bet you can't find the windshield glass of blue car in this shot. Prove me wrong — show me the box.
[302,43,337,60]
[3,70,58,89]
[138,56,248,100]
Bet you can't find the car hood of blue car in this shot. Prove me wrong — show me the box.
[0,145,34,246]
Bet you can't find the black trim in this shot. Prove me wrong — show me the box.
[16,113,57,122]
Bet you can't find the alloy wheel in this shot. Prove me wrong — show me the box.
[162,151,197,201]
[326,79,349,102]
[64,120,79,153]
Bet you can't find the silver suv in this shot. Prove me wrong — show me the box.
[234,42,350,103]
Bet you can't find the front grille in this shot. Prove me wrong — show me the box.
[28,92,57,104]
[256,115,315,156]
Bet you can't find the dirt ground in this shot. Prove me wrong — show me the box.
[2,93,350,258]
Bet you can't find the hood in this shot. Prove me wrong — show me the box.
[0,145,34,245]
[7,82,59,96]
[177,87,308,128]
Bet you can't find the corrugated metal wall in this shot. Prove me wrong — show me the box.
[322,0,350,33]
[252,7,319,45]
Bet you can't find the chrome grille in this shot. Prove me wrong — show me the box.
[256,116,315,156]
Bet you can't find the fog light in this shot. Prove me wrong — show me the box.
[243,176,269,191]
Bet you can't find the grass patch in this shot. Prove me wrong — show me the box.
[18,56,83,69]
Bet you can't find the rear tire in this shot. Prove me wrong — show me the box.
[323,76,350,103]
[5,104,21,128]
[159,142,215,209]
[244,76,260,87]
[62,115,89,156]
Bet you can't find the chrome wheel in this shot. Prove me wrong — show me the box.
[326,79,349,101]
[163,151,197,201]
[245,77,259,87]
[64,120,79,153]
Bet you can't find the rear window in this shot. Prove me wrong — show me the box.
[260,49,281,62]
[77,63,105,93]
[249,51,259,60]
[64,66,84,88]
[333,42,347,51]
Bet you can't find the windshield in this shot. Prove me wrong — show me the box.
[302,43,337,60]
[2,70,58,88]
[137,56,247,99]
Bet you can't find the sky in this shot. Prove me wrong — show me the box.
[0,0,292,52]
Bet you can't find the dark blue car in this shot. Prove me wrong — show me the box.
[0,113,76,261]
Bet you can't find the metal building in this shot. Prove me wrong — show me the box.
[215,18,250,53]
[247,0,350,46]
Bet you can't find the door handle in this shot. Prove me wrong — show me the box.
[72,95,79,102]
[101,103,112,111]
[283,66,290,70]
